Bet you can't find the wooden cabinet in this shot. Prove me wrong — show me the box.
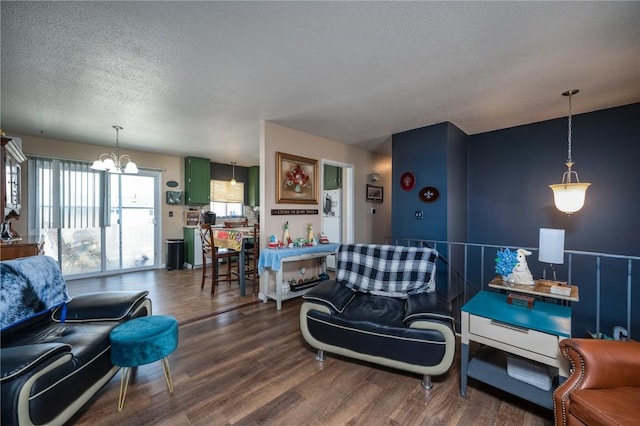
[247,166,259,207]
[2,136,26,219]
[184,157,210,206]
[323,164,342,189]
[0,240,40,260]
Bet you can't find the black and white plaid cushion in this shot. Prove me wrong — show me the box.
[335,244,438,298]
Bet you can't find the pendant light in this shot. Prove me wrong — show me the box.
[230,162,237,185]
[549,90,590,215]
[90,126,138,174]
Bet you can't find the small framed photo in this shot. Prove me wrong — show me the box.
[166,190,183,205]
[366,184,383,203]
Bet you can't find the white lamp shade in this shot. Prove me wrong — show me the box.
[102,157,116,171]
[539,228,565,264]
[124,161,139,174]
[549,182,591,214]
[90,160,106,171]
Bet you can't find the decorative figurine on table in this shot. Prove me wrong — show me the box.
[318,232,330,244]
[282,221,293,248]
[268,234,279,249]
[509,249,534,285]
[495,248,534,285]
[307,224,317,245]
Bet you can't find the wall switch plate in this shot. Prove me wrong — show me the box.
[415,210,423,220]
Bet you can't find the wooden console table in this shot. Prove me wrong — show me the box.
[488,276,579,303]
[258,244,339,310]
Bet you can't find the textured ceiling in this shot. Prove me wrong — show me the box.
[2,2,639,166]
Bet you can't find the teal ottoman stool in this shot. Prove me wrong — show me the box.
[110,315,179,411]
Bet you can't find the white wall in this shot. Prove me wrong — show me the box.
[260,121,391,245]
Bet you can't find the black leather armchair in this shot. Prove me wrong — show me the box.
[1,256,151,426]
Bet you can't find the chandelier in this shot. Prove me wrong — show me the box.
[90,126,138,174]
[549,90,590,215]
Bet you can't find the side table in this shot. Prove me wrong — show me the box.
[460,291,571,410]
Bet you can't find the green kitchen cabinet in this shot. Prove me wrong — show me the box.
[248,166,259,206]
[324,164,342,189]
[185,156,210,205]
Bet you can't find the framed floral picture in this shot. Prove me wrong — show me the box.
[276,152,318,204]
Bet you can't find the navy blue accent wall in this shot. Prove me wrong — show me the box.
[392,122,468,242]
[392,103,640,338]
[468,103,639,256]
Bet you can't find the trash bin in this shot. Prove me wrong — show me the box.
[165,239,184,270]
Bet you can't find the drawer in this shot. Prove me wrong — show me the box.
[469,314,559,358]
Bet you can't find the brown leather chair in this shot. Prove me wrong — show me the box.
[553,338,640,426]
[199,224,239,295]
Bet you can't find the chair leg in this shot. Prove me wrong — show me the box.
[161,357,174,394]
[117,367,131,412]
[200,259,206,290]
[421,375,432,389]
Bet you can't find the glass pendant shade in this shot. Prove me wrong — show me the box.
[550,182,591,214]
[230,162,237,185]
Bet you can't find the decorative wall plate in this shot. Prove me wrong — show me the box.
[166,180,179,188]
[400,172,416,191]
[419,186,439,203]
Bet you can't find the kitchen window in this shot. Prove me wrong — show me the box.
[210,179,244,218]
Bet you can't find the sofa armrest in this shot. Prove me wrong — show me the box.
[1,343,72,383]
[51,291,150,322]
[403,291,453,325]
[553,338,640,426]
[302,280,355,313]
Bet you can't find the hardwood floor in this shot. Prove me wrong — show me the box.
[66,268,553,426]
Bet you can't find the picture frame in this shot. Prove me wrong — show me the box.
[366,184,383,203]
[276,152,318,204]
[165,190,182,205]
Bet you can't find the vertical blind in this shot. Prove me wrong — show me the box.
[210,180,244,203]
[29,157,103,229]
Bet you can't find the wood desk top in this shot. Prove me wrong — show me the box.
[488,276,579,302]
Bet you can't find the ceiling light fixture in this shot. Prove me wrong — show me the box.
[230,162,237,185]
[90,126,138,174]
[549,90,590,215]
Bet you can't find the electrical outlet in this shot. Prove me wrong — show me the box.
[415,210,423,220]
[169,211,173,217]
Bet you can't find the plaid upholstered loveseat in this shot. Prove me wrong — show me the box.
[299,244,456,388]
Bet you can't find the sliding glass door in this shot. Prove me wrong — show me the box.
[106,173,158,271]
[29,157,160,278]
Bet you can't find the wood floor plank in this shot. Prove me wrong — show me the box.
[65,268,553,425]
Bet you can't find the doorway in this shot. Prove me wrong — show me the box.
[321,160,354,269]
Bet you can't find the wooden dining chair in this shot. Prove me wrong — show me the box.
[199,224,239,295]
[244,223,260,294]
[224,218,249,228]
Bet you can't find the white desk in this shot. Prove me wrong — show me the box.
[258,244,339,310]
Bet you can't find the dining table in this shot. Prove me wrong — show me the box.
[210,226,255,296]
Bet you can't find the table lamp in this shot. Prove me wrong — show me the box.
[538,228,565,282]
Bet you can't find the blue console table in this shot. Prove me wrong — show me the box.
[460,290,571,410]
[258,243,339,310]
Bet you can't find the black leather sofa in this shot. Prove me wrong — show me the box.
[300,244,456,388]
[1,256,151,426]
